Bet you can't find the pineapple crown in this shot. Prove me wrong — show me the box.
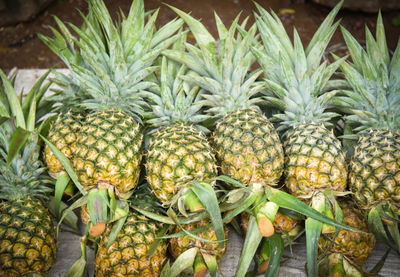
[334,13,400,132]
[0,70,52,201]
[0,128,51,201]
[254,1,345,131]
[145,33,210,134]
[40,0,183,123]
[163,6,265,118]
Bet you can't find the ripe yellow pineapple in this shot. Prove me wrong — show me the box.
[40,0,183,233]
[337,13,400,249]
[0,199,57,277]
[253,2,348,275]
[254,2,347,200]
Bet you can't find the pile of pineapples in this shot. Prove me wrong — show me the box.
[0,0,399,276]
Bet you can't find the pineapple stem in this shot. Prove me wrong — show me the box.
[87,188,109,236]
[194,254,208,277]
[312,192,336,234]
[255,201,278,237]
[328,253,345,277]
[184,189,204,212]
[257,239,270,274]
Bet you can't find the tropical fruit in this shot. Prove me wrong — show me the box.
[253,1,348,275]
[44,111,83,179]
[318,200,375,266]
[318,200,375,276]
[253,2,347,200]
[95,212,167,277]
[145,37,217,206]
[337,13,400,216]
[0,69,57,276]
[95,184,168,277]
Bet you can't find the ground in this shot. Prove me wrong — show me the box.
[0,0,400,70]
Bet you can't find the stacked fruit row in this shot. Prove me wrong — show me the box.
[0,0,399,276]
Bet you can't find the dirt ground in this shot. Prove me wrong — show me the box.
[0,0,400,69]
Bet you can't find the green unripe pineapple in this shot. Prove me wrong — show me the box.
[0,69,57,276]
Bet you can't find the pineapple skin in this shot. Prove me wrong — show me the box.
[95,213,167,277]
[169,219,228,262]
[73,110,143,198]
[241,211,299,234]
[318,200,375,266]
[213,109,284,186]
[350,130,400,213]
[146,124,217,204]
[0,198,57,276]
[284,124,347,197]
[44,111,83,178]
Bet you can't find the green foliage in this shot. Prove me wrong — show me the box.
[39,0,183,122]
[335,12,400,132]
[254,1,344,131]
[163,6,264,117]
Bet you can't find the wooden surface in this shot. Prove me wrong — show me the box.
[15,69,400,277]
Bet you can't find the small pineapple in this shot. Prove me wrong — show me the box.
[254,2,347,200]
[0,70,57,276]
[95,213,167,277]
[40,0,183,232]
[95,184,168,277]
[336,12,400,249]
[145,38,217,205]
[318,200,375,276]
[318,200,375,266]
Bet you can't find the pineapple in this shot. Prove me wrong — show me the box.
[145,37,217,206]
[253,2,347,200]
[95,184,168,277]
[95,213,167,276]
[44,111,83,178]
[0,70,57,276]
[253,1,348,275]
[336,13,400,248]
[319,200,375,266]
[39,0,182,233]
